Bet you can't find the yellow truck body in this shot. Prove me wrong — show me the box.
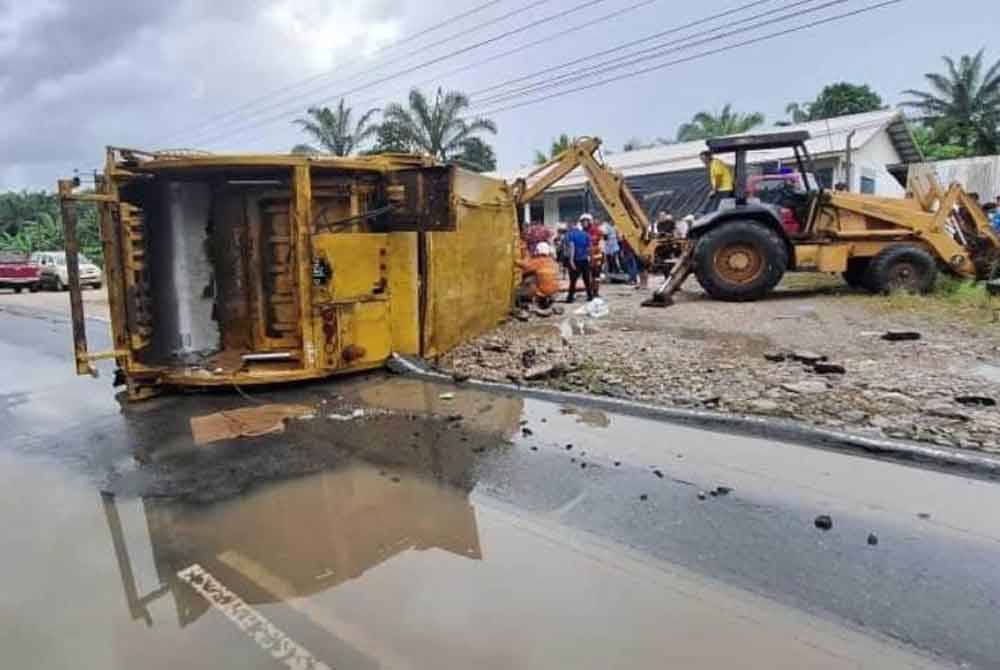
[60,148,518,399]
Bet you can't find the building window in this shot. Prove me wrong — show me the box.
[815,167,834,189]
[860,176,876,194]
[558,195,585,223]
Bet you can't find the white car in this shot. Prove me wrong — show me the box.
[30,251,102,290]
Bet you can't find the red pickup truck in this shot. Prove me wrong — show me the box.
[0,251,41,293]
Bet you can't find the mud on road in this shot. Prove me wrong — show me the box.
[440,276,1000,454]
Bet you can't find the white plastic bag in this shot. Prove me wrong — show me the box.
[573,297,609,319]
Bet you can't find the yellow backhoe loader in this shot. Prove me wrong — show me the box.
[511,137,682,281]
[646,130,1000,305]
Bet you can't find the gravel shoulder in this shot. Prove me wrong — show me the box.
[439,274,1000,454]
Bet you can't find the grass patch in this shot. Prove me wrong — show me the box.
[866,277,998,325]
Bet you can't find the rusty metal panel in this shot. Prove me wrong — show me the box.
[423,170,518,357]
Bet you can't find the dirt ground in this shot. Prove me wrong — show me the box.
[440,274,1000,454]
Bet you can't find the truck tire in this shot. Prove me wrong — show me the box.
[865,244,937,294]
[693,221,788,301]
[842,258,870,290]
[14,286,23,294]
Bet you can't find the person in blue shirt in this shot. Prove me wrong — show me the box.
[991,197,1000,232]
[564,214,595,302]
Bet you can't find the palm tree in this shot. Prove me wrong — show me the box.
[902,49,1000,155]
[382,88,497,162]
[675,104,765,141]
[292,98,380,156]
[533,134,575,164]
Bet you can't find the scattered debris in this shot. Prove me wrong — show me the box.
[954,395,996,407]
[521,348,537,368]
[782,380,829,394]
[613,461,621,467]
[438,392,455,400]
[328,408,366,421]
[390,476,401,483]
[524,363,562,381]
[764,351,788,362]
[513,309,531,322]
[446,414,463,422]
[530,446,538,451]
[867,532,879,546]
[652,469,664,479]
[925,402,970,421]
[580,462,587,469]
[639,494,648,501]
[792,351,827,364]
[452,372,471,383]
[814,515,834,530]
[715,486,733,496]
[917,512,931,520]
[190,403,314,446]
[565,444,573,450]
[697,491,707,500]
[522,427,533,436]
[882,330,921,341]
[812,362,846,375]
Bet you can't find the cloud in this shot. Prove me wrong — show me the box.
[0,0,403,190]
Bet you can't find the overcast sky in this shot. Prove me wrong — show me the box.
[1,0,996,190]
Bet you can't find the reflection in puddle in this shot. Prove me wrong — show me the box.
[559,405,611,428]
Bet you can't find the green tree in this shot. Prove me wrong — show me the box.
[902,49,1000,156]
[782,102,811,124]
[292,98,380,156]
[911,125,971,160]
[533,134,574,164]
[382,88,497,162]
[0,191,103,264]
[453,137,497,172]
[808,82,883,120]
[676,104,765,141]
[366,120,413,154]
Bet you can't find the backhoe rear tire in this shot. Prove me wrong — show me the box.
[693,221,788,302]
[865,244,937,294]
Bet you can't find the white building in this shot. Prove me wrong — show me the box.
[916,155,1000,202]
[512,109,922,227]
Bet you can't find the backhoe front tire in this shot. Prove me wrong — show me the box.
[693,221,788,302]
[865,244,937,294]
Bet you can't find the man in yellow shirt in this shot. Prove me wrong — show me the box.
[700,149,734,214]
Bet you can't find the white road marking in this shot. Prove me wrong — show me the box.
[177,563,332,670]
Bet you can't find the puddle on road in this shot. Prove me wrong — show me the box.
[1,443,946,670]
[558,405,611,428]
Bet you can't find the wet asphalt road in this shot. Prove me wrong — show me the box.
[2,306,1000,669]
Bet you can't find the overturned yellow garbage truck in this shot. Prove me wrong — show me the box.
[59,148,518,400]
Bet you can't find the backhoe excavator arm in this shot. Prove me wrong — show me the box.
[512,137,654,263]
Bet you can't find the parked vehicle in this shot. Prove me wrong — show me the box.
[0,251,41,293]
[31,251,102,290]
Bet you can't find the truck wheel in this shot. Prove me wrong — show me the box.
[29,283,39,293]
[14,286,23,294]
[693,221,788,301]
[865,244,937,294]
[842,258,870,290]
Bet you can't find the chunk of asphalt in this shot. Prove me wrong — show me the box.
[867,532,879,546]
[639,494,648,501]
[812,362,846,375]
[882,330,921,341]
[522,427,534,436]
[715,486,733,496]
[814,515,833,530]
[653,469,664,479]
[613,461,621,467]
[565,444,573,450]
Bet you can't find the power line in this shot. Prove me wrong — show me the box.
[191,0,614,148]
[476,0,903,119]
[336,0,663,120]
[155,0,511,145]
[469,0,846,110]
[469,0,777,100]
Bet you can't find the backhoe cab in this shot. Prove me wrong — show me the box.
[647,130,1000,306]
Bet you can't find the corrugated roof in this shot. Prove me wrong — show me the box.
[508,109,920,192]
